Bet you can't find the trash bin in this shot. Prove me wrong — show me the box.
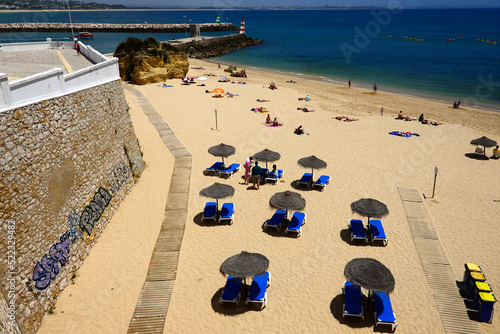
[472,282,493,308]
[463,263,482,289]
[477,292,496,323]
[466,272,487,298]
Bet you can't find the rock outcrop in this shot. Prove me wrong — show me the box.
[175,34,263,59]
[117,51,189,85]
[114,37,189,85]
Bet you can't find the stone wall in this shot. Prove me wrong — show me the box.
[0,79,144,333]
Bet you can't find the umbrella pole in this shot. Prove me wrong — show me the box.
[216,199,219,222]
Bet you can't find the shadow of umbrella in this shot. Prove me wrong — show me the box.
[297,155,327,181]
[351,198,389,225]
[252,148,281,170]
[199,182,235,218]
[470,136,497,158]
[344,258,395,293]
[208,143,235,166]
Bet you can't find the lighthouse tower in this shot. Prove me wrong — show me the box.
[239,18,245,34]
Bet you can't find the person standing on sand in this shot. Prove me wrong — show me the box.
[348,80,351,88]
[381,107,384,115]
[251,161,262,190]
[373,83,377,94]
[244,157,253,185]
[217,63,221,69]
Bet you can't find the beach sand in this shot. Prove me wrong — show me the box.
[38,58,500,334]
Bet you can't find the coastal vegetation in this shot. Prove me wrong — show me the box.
[0,0,141,10]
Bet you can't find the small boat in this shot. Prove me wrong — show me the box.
[75,32,94,39]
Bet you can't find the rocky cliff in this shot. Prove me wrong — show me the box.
[114,37,189,85]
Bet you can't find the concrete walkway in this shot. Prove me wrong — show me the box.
[398,188,481,334]
[124,85,192,334]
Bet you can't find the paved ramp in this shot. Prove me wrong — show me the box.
[398,188,480,334]
[125,86,192,334]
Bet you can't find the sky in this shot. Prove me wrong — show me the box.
[83,0,500,9]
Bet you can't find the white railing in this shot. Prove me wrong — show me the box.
[0,40,119,112]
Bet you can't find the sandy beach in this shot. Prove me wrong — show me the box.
[38,58,500,334]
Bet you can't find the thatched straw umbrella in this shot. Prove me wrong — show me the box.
[470,136,497,157]
[344,258,395,293]
[252,148,281,170]
[208,143,235,165]
[297,155,327,180]
[351,198,389,224]
[199,182,235,214]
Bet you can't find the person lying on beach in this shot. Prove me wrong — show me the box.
[231,81,246,85]
[294,125,306,135]
[287,80,297,83]
[334,116,346,120]
[191,66,204,70]
[205,90,214,93]
[298,95,310,101]
[297,107,315,112]
[212,94,224,98]
[257,99,270,102]
[218,78,231,82]
[252,107,268,113]
[204,73,216,76]
[266,115,272,124]
[344,117,359,122]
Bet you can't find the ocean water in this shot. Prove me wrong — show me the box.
[0,8,499,110]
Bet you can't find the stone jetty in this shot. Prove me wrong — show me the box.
[0,22,237,33]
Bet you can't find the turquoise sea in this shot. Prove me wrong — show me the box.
[0,8,499,110]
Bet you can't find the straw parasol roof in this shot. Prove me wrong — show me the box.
[351,198,389,222]
[297,155,327,170]
[199,182,235,200]
[253,148,281,169]
[269,190,306,211]
[470,136,497,148]
[208,143,235,164]
[220,251,269,278]
[344,258,395,293]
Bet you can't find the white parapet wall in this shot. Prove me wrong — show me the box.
[0,40,119,112]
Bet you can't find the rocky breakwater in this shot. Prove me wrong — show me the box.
[114,37,189,85]
[176,34,263,59]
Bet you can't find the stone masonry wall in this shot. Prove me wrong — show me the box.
[0,80,144,334]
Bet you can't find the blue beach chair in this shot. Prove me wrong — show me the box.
[372,290,397,332]
[219,203,235,225]
[219,163,240,178]
[368,220,388,246]
[313,175,331,191]
[285,212,306,237]
[204,161,224,175]
[297,173,313,187]
[265,170,284,185]
[202,202,217,222]
[264,209,287,231]
[246,271,271,309]
[342,281,364,320]
[219,275,243,304]
[348,219,368,244]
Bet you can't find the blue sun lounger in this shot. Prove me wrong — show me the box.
[202,202,217,222]
[372,290,397,332]
[313,175,331,191]
[342,281,364,320]
[285,212,306,237]
[219,163,240,178]
[219,275,243,304]
[263,209,287,230]
[368,220,388,246]
[349,219,368,243]
[297,173,313,187]
[219,203,235,224]
[246,271,271,309]
[265,170,284,184]
[204,161,224,175]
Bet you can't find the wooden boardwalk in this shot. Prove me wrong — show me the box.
[125,86,192,334]
[398,188,481,334]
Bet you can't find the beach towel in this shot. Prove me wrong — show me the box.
[252,108,269,113]
[157,84,173,87]
[263,123,282,128]
[389,131,419,137]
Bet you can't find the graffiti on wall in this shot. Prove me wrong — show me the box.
[68,208,81,243]
[78,187,111,236]
[107,161,131,195]
[32,231,71,290]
